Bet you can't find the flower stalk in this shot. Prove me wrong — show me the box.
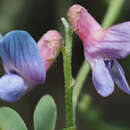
[61,18,76,129]
[102,0,124,28]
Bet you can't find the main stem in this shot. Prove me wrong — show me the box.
[61,18,75,129]
[73,0,125,119]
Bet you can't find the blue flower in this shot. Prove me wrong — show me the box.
[0,30,46,102]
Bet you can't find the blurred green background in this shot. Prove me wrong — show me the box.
[0,0,130,130]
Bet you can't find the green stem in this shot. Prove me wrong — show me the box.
[73,0,125,119]
[61,18,75,129]
[73,61,89,119]
[102,0,124,28]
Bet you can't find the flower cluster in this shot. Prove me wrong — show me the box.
[0,4,130,102]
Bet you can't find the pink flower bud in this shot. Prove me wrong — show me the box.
[38,30,62,71]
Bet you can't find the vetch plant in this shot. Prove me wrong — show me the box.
[0,0,130,130]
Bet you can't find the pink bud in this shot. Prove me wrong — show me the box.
[38,30,62,71]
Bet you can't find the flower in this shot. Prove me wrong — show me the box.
[68,4,130,97]
[0,30,62,102]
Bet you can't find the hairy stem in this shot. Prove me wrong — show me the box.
[61,18,76,129]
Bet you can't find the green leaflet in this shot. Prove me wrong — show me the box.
[0,107,27,130]
[34,95,57,130]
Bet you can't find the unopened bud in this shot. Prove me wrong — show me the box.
[38,30,62,71]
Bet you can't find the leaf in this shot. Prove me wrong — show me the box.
[0,107,28,130]
[34,95,57,130]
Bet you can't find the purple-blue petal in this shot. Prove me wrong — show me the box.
[0,74,28,102]
[110,60,130,94]
[86,22,130,59]
[0,30,46,84]
[92,58,114,97]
